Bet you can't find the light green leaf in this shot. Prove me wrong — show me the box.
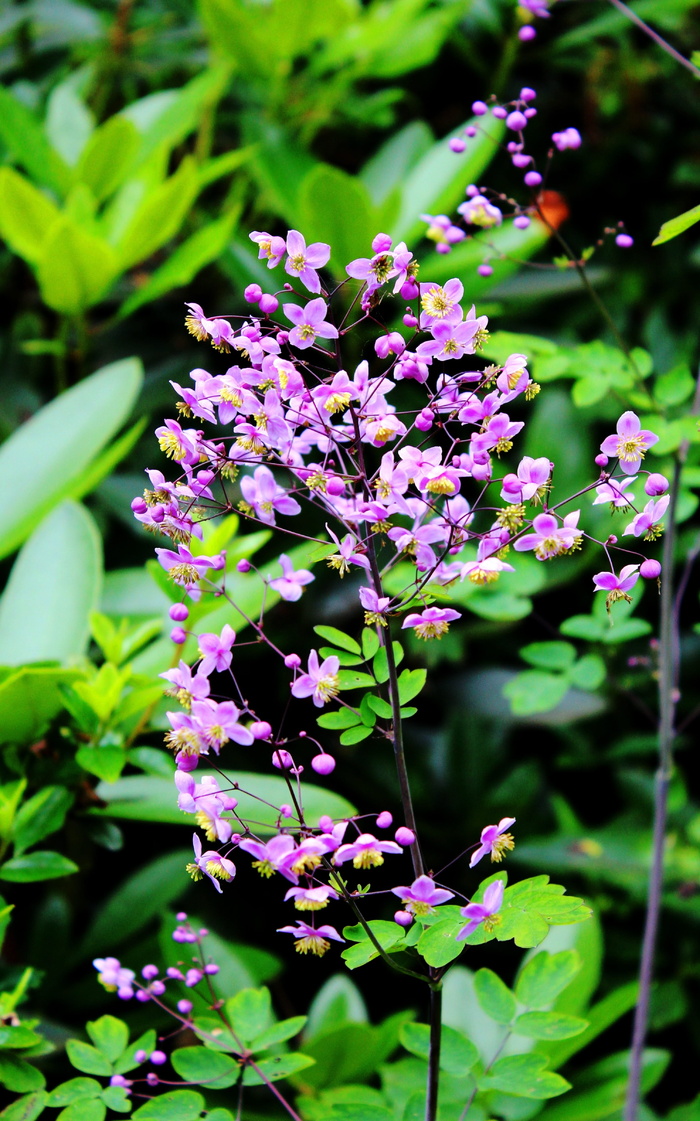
[339,725,373,745]
[75,116,141,202]
[483,1053,570,1098]
[12,787,73,857]
[112,1031,157,1076]
[85,1017,129,1064]
[397,668,426,704]
[45,83,94,167]
[652,202,700,245]
[241,1052,315,1085]
[226,988,272,1045]
[337,671,376,690]
[473,968,517,1024]
[55,1101,105,1121]
[317,709,362,730]
[0,87,70,195]
[131,1090,204,1121]
[503,670,570,716]
[99,1086,130,1113]
[0,667,85,745]
[36,218,118,313]
[0,168,61,265]
[114,158,199,268]
[0,501,102,665]
[515,950,583,1009]
[0,852,78,883]
[305,975,368,1041]
[64,1042,112,1077]
[520,642,576,671]
[313,626,362,654]
[47,1079,101,1106]
[250,1015,307,1052]
[568,654,606,692]
[0,357,143,560]
[399,1022,478,1075]
[0,1091,49,1121]
[170,1048,239,1090]
[0,1054,46,1092]
[653,363,695,406]
[513,1011,587,1040]
[299,165,377,278]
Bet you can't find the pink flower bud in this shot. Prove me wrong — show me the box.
[403,312,418,328]
[251,721,272,740]
[615,233,634,249]
[492,106,508,119]
[177,1000,193,1015]
[146,1073,159,1087]
[518,25,536,40]
[520,87,537,102]
[244,284,262,303]
[150,1051,167,1066]
[506,111,527,131]
[285,653,301,669]
[415,409,433,432]
[512,154,531,169]
[376,811,393,829]
[372,233,393,253]
[272,749,294,770]
[400,279,419,301]
[524,170,542,187]
[449,137,466,152]
[237,558,252,573]
[176,911,188,921]
[326,476,345,496]
[394,910,413,926]
[514,215,531,229]
[170,627,187,645]
[135,990,150,1002]
[175,751,198,772]
[645,473,668,496]
[135,1050,147,1063]
[595,453,609,467]
[465,126,477,137]
[204,964,219,974]
[318,815,334,832]
[280,804,293,817]
[131,497,147,514]
[395,827,415,846]
[259,293,279,314]
[471,101,488,116]
[311,753,336,775]
[477,263,494,277]
[142,964,159,980]
[169,603,189,621]
[640,559,661,579]
[466,184,479,197]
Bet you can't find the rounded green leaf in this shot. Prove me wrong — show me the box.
[86,1017,129,1064]
[0,501,102,665]
[47,1079,101,1106]
[473,968,516,1025]
[0,852,78,883]
[64,1042,112,1077]
[131,1090,204,1121]
[515,950,582,1009]
[0,358,143,560]
[56,1101,105,1121]
[513,1011,588,1040]
[170,1048,240,1090]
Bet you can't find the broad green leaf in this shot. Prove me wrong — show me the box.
[75,746,126,785]
[513,1011,587,1040]
[361,628,381,660]
[0,781,27,840]
[0,1090,49,1121]
[399,1022,478,1075]
[99,1087,130,1113]
[483,1054,570,1098]
[0,852,78,883]
[0,501,102,665]
[340,725,373,744]
[337,671,376,690]
[305,975,369,1041]
[299,1022,397,1090]
[226,987,272,1044]
[85,1017,129,1064]
[64,1042,112,1077]
[55,1101,105,1121]
[128,66,232,168]
[515,951,583,1009]
[0,1054,46,1092]
[569,654,606,691]
[652,202,700,245]
[361,121,433,205]
[0,87,70,195]
[250,1015,307,1051]
[115,158,199,268]
[520,642,576,671]
[47,1079,101,1106]
[45,83,94,167]
[241,1052,315,1085]
[92,771,355,831]
[0,667,85,745]
[416,908,467,968]
[473,968,516,1024]
[118,210,238,317]
[298,165,377,277]
[545,981,638,1069]
[654,363,695,406]
[0,168,61,264]
[372,642,404,684]
[0,357,143,560]
[397,668,426,704]
[503,671,570,716]
[313,627,361,654]
[319,647,365,668]
[170,1048,239,1090]
[36,218,119,313]
[75,117,141,202]
[341,921,406,969]
[317,709,362,730]
[366,695,393,719]
[131,1090,204,1121]
[12,786,73,856]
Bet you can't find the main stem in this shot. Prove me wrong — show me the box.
[624,375,700,1120]
[426,981,443,1121]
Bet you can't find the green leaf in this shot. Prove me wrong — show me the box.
[170,1048,239,1090]
[92,771,355,832]
[361,628,381,660]
[226,988,272,1045]
[250,1015,307,1051]
[64,1042,112,1077]
[515,950,583,1009]
[339,725,374,745]
[98,1087,130,1114]
[320,647,365,667]
[0,88,70,194]
[0,667,85,745]
[569,654,606,692]
[79,851,192,953]
[56,1103,105,1121]
[341,921,406,969]
[36,218,118,314]
[112,1031,157,1076]
[483,1054,570,1098]
[0,1091,48,1121]
[114,157,198,269]
[75,746,126,785]
[513,1011,587,1040]
[85,1017,128,1064]
[0,852,78,883]
[75,117,140,203]
[241,1052,315,1085]
[654,363,696,407]
[0,1054,46,1092]
[131,1090,204,1121]
[313,626,361,654]
[371,642,404,684]
[0,357,144,561]
[0,168,62,265]
[0,501,102,665]
[652,202,700,245]
[45,82,94,167]
[299,165,377,278]
[399,1023,478,1075]
[416,908,467,968]
[359,694,378,728]
[365,695,393,719]
[12,787,73,857]
[337,671,376,690]
[520,642,576,671]
[317,709,362,730]
[473,968,517,1024]
[545,981,638,1069]
[397,668,426,704]
[305,975,368,1041]
[128,66,231,168]
[503,670,570,716]
[47,1079,101,1106]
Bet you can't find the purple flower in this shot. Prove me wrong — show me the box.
[326,528,371,576]
[470,818,516,868]
[460,555,514,586]
[239,833,300,883]
[249,230,286,268]
[593,476,637,509]
[291,650,340,707]
[421,214,466,249]
[186,834,236,893]
[593,564,641,612]
[175,773,238,842]
[283,297,339,350]
[501,457,551,503]
[623,495,670,539]
[359,586,391,627]
[334,832,403,869]
[401,607,461,640]
[455,880,505,941]
[269,554,315,601]
[197,624,236,675]
[600,412,659,474]
[94,957,136,999]
[552,128,581,151]
[240,465,301,525]
[457,194,503,228]
[416,314,488,362]
[513,511,582,560]
[284,230,331,294]
[156,544,225,587]
[391,875,454,915]
[284,884,339,911]
[277,921,344,956]
[191,698,254,750]
[419,279,464,328]
[155,419,201,465]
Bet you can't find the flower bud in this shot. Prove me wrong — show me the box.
[244,284,262,303]
[280,804,293,818]
[449,137,466,152]
[595,453,609,468]
[518,25,536,40]
[259,293,279,315]
[326,476,345,496]
[204,963,219,975]
[131,497,148,514]
[272,749,294,770]
[403,312,418,328]
[376,811,393,829]
[318,815,334,832]
[395,827,415,846]
[492,106,508,119]
[512,154,531,169]
[285,653,301,669]
[170,626,187,645]
[169,603,189,622]
[615,233,634,249]
[640,559,662,579]
[146,1073,159,1087]
[372,233,393,253]
[477,263,493,277]
[520,87,537,102]
[514,215,531,229]
[415,409,433,432]
[394,910,413,926]
[135,1050,147,1063]
[645,473,668,496]
[142,964,158,980]
[175,751,198,772]
[237,558,252,573]
[465,125,477,137]
[524,170,542,187]
[506,111,527,131]
[471,101,488,116]
[150,1051,167,1066]
[250,720,272,740]
[311,753,336,775]
[177,1000,193,1015]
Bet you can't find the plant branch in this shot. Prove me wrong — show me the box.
[605,0,700,79]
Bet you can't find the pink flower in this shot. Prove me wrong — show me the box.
[277,921,344,956]
[624,495,669,539]
[187,835,235,893]
[269,554,315,602]
[283,297,339,350]
[600,412,659,475]
[284,230,331,294]
[455,880,505,941]
[334,832,403,869]
[513,511,582,560]
[457,194,503,228]
[291,650,340,707]
[392,875,454,915]
[401,607,461,640]
[197,624,236,675]
[470,818,516,868]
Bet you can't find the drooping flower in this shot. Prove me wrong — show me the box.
[291,650,341,707]
[470,818,516,868]
[358,586,391,627]
[277,921,344,956]
[239,465,301,525]
[333,832,403,869]
[391,875,455,916]
[239,834,299,883]
[455,880,505,941]
[186,835,236,893]
[457,194,503,228]
[156,544,226,587]
[600,412,659,475]
[401,607,461,640]
[284,884,339,911]
[592,564,640,612]
[623,495,670,539]
[269,554,315,602]
[501,457,551,504]
[592,476,637,509]
[513,511,583,560]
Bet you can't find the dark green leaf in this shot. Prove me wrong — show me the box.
[0,852,78,883]
[399,1022,478,1075]
[170,1047,240,1090]
[0,1090,48,1121]
[0,1054,46,1092]
[241,1052,315,1085]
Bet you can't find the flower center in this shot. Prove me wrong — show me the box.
[617,434,646,461]
[415,621,449,640]
[294,935,330,956]
[316,674,340,703]
[420,286,455,319]
[353,849,384,869]
[158,432,187,460]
